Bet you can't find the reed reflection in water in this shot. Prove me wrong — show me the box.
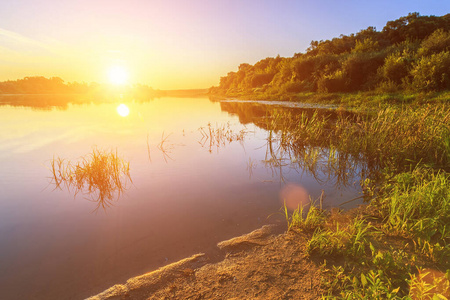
[50,148,132,212]
[198,122,248,153]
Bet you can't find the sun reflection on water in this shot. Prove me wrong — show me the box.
[117,103,130,117]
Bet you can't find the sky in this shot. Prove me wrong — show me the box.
[0,0,449,89]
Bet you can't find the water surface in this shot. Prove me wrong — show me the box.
[0,95,362,299]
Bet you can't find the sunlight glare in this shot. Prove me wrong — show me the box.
[108,66,129,85]
[117,104,130,117]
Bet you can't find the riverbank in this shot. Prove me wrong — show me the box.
[88,97,450,299]
[209,91,450,110]
[87,200,450,299]
[87,224,325,300]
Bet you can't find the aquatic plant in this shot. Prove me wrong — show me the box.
[266,104,450,178]
[157,132,174,162]
[262,111,364,187]
[50,148,132,212]
[198,122,248,152]
[284,199,325,233]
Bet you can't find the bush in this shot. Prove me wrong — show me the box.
[281,81,305,93]
[342,52,386,91]
[411,51,450,91]
[352,38,380,53]
[376,80,399,93]
[317,70,348,93]
[418,29,450,57]
[379,52,411,84]
[292,57,316,81]
[250,73,275,88]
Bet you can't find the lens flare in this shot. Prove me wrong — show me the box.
[280,183,309,210]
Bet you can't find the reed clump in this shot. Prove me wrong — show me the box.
[50,148,132,211]
[268,104,450,173]
[263,110,364,187]
[198,122,247,152]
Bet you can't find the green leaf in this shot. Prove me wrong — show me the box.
[361,273,367,287]
[432,294,448,300]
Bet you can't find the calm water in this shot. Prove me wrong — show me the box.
[0,95,362,299]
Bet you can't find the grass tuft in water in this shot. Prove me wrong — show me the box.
[49,148,132,212]
[198,122,247,152]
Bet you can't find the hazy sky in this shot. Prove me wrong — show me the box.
[0,0,449,89]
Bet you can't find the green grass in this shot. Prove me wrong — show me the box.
[284,168,450,298]
[276,99,450,298]
[283,200,325,232]
[283,167,450,298]
[306,216,375,258]
[373,168,450,266]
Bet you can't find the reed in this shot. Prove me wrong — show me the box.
[157,132,174,162]
[267,104,450,173]
[283,197,326,233]
[246,157,257,179]
[198,122,248,152]
[49,148,132,212]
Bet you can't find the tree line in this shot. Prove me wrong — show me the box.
[0,76,91,94]
[0,76,166,99]
[210,13,450,96]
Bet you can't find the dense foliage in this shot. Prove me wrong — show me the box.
[210,13,450,96]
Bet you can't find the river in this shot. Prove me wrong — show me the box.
[0,95,362,299]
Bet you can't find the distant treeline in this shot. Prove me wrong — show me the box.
[210,13,450,97]
[0,76,88,94]
[0,76,165,98]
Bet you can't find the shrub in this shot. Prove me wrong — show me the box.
[418,29,450,57]
[380,52,411,84]
[280,81,309,93]
[352,38,380,53]
[342,52,386,91]
[411,51,450,91]
[317,70,348,93]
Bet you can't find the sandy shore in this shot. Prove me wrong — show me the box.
[87,224,324,299]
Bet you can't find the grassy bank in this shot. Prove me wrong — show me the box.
[267,98,450,298]
[210,90,450,109]
[286,167,449,299]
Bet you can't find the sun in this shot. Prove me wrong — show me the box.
[108,66,129,85]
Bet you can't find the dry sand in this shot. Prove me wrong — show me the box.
[87,225,324,300]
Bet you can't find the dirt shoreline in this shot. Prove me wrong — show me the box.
[87,224,324,300]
